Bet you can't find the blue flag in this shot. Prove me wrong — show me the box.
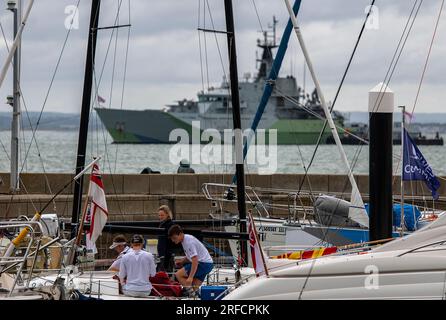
[402,128,440,200]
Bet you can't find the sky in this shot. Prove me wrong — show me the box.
[0,0,445,115]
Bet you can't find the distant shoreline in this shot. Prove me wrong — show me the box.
[1,111,446,131]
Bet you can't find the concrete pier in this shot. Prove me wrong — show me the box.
[0,173,444,220]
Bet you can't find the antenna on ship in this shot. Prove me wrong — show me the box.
[255,16,279,82]
[271,15,278,47]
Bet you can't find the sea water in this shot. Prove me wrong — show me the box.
[0,130,444,176]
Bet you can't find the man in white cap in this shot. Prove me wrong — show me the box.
[108,234,130,272]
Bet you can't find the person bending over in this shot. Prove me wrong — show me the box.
[168,225,213,291]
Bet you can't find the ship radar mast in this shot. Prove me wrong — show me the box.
[255,16,279,82]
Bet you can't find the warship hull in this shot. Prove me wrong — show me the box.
[95,108,340,145]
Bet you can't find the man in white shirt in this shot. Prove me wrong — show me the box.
[168,225,214,291]
[119,234,156,298]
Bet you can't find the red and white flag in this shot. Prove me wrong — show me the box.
[248,213,268,277]
[87,163,108,246]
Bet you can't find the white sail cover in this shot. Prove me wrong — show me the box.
[348,184,369,228]
[87,164,108,244]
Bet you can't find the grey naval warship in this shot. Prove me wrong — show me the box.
[96,22,345,145]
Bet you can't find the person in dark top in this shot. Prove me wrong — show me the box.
[140,167,160,174]
[177,159,195,173]
[157,205,175,272]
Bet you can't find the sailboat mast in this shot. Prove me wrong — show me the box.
[71,0,101,238]
[400,105,406,236]
[0,0,33,91]
[284,0,368,227]
[224,0,248,266]
[9,0,22,193]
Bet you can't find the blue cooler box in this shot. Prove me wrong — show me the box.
[200,286,228,300]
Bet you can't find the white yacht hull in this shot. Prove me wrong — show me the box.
[225,215,446,300]
[225,270,446,300]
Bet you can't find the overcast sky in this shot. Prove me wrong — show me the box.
[0,0,445,115]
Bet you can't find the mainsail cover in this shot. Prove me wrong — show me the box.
[349,184,369,228]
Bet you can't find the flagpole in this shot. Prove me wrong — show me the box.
[68,165,94,265]
[399,105,406,236]
[75,176,93,247]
